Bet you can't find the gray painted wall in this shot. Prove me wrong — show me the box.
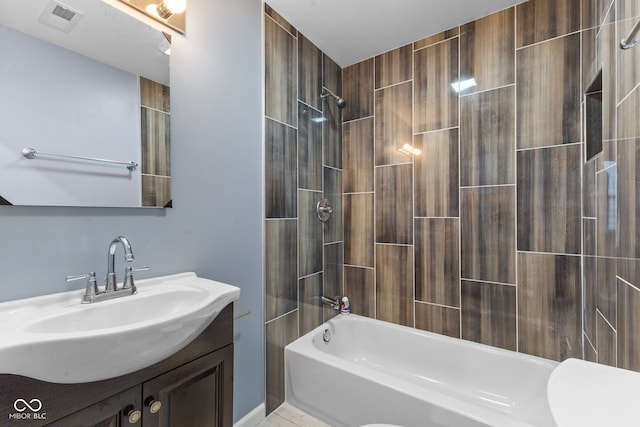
[0,0,264,421]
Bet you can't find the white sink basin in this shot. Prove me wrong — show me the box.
[0,272,240,383]
[548,358,640,426]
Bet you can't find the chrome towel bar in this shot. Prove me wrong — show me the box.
[22,147,138,171]
[621,19,640,49]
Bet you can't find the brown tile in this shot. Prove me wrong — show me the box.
[375,81,413,166]
[618,278,640,371]
[414,129,459,217]
[298,34,322,111]
[461,280,517,351]
[516,34,581,149]
[323,242,344,312]
[582,28,598,95]
[598,10,616,142]
[344,193,374,267]
[323,54,341,96]
[265,15,297,127]
[461,186,516,284]
[460,86,515,186]
[596,310,617,367]
[265,118,297,218]
[414,38,459,133]
[298,190,323,277]
[265,219,298,322]
[140,77,169,112]
[460,8,515,93]
[265,310,298,414]
[376,165,413,244]
[264,4,296,36]
[343,118,374,193]
[618,87,640,139]
[582,0,597,30]
[323,168,343,243]
[516,144,582,254]
[343,59,374,122]
[518,253,582,361]
[618,139,640,259]
[516,0,581,47]
[596,166,617,257]
[415,218,460,307]
[344,266,375,317]
[584,218,596,256]
[375,44,412,89]
[298,102,323,191]
[597,256,617,328]
[584,333,598,363]
[618,258,640,288]
[376,244,414,327]
[415,302,460,338]
[584,255,597,342]
[414,27,459,50]
[141,108,170,176]
[323,100,342,170]
[617,1,640,103]
[299,273,323,335]
[141,175,171,207]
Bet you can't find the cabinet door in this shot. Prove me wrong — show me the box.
[142,345,233,427]
[46,386,142,427]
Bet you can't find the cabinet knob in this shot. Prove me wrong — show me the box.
[126,407,141,424]
[145,396,162,414]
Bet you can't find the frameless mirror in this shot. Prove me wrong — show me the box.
[0,0,172,207]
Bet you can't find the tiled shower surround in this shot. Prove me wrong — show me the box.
[264,0,640,415]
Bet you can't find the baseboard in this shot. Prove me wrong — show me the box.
[234,403,266,427]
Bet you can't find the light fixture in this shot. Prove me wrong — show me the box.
[450,78,477,93]
[119,0,186,33]
[150,0,186,19]
[398,144,421,156]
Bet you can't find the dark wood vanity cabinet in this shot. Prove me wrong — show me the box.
[0,304,234,427]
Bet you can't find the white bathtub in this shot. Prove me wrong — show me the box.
[285,314,558,427]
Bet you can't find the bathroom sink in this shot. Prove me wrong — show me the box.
[0,272,240,383]
[547,358,640,426]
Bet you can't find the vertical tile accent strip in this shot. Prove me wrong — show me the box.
[265,15,297,127]
[518,253,582,361]
[516,144,582,254]
[414,129,459,217]
[415,302,461,338]
[414,37,459,133]
[415,218,460,307]
[299,274,323,335]
[298,190,323,277]
[323,99,343,169]
[460,8,515,93]
[460,86,515,186]
[298,34,322,111]
[323,54,342,96]
[375,81,414,166]
[461,280,517,351]
[376,244,414,327]
[343,118,374,193]
[323,167,343,244]
[584,255,597,342]
[265,118,297,218]
[617,139,640,259]
[460,186,516,284]
[374,44,412,89]
[516,33,581,149]
[344,193,374,267]
[617,278,640,371]
[516,0,581,47]
[376,164,413,244]
[342,59,374,122]
[265,310,298,414]
[596,256,617,328]
[265,219,298,322]
[323,242,344,308]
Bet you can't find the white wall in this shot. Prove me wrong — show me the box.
[0,0,264,421]
[0,25,141,207]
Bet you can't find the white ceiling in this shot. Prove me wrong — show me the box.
[266,0,527,67]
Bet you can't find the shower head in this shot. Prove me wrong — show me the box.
[321,88,347,109]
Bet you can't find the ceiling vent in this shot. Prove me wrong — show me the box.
[38,0,84,33]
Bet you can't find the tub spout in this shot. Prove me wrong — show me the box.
[321,295,340,310]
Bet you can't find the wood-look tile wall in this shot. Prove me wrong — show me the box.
[340,0,640,373]
[140,77,171,207]
[263,5,343,414]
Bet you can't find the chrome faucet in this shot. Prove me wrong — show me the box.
[321,295,351,314]
[106,236,135,292]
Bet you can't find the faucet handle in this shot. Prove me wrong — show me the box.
[66,272,99,297]
[123,266,149,292]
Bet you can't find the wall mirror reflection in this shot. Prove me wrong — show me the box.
[0,0,172,208]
